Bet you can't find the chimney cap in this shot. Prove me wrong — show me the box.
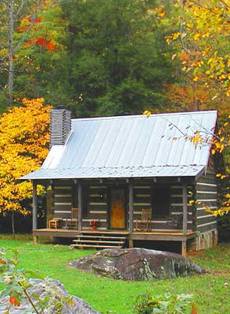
[56,105,66,110]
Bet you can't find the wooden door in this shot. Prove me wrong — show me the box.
[110,188,126,229]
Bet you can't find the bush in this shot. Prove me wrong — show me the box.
[0,249,73,312]
[134,291,193,314]
[218,213,230,242]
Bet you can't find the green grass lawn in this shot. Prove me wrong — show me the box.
[0,235,230,314]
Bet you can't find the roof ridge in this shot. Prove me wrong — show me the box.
[71,110,217,122]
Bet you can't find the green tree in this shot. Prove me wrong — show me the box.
[61,0,175,116]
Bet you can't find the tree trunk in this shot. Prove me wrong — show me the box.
[8,0,14,106]
[11,211,15,238]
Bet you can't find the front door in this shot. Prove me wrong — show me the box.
[110,188,126,229]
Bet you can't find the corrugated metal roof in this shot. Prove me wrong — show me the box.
[22,110,217,180]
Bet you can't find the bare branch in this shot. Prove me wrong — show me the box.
[161,117,187,137]
[15,0,26,19]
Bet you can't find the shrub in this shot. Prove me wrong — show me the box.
[0,249,73,313]
[134,291,193,314]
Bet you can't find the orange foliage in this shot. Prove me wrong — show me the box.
[191,304,198,314]
[23,37,57,51]
[29,16,42,24]
[165,84,209,112]
[17,15,42,32]
[35,37,57,50]
[9,296,20,307]
[0,98,51,215]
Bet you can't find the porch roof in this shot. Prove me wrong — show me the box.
[22,110,217,180]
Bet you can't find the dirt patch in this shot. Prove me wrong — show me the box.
[209,270,230,276]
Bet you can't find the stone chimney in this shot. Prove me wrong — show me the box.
[50,108,71,146]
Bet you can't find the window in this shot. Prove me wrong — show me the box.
[151,185,170,218]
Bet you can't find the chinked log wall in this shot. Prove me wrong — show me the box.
[53,183,73,220]
[195,170,218,249]
[51,179,196,232]
[82,184,108,230]
[132,184,194,231]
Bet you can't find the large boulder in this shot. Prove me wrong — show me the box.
[70,248,204,281]
[0,279,99,314]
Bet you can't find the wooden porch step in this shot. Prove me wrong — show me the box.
[79,230,129,234]
[71,232,127,250]
[73,239,124,244]
[71,244,123,249]
[75,235,126,240]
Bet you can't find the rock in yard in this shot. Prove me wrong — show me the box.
[70,248,204,281]
[0,278,99,314]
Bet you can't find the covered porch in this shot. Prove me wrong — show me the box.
[31,177,196,255]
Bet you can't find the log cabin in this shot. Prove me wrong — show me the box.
[22,109,218,255]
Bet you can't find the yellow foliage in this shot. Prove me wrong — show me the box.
[143,110,152,117]
[193,76,199,82]
[190,131,203,145]
[0,98,51,214]
[147,6,166,18]
[208,208,230,217]
[193,33,201,41]
[169,0,230,99]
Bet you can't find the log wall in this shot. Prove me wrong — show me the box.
[53,180,73,220]
[82,184,108,230]
[51,179,195,232]
[194,169,218,249]
[133,183,194,231]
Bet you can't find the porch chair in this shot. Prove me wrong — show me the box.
[135,208,152,231]
[48,218,63,229]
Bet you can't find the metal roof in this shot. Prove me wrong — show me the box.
[22,110,217,180]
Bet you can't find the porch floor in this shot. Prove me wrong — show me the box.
[33,228,195,241]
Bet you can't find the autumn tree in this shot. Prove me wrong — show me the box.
[0,98,51,235]
[164,0,230,215]
[165,0,229,110]
[0,0,43,107]
[0,0,67,110]
[15,0,68,104]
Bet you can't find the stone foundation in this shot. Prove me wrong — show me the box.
[195,229,218,250]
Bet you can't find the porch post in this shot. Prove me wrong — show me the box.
[32,181,38,243]
[32,181,38,229]
[182,184,188,255]
[182,184,188,234]
[128,182,134,247]
[78,181,82,231]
